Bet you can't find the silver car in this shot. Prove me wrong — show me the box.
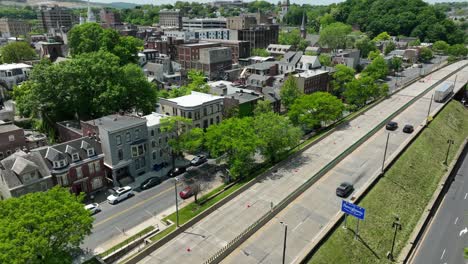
[84,203,101,215]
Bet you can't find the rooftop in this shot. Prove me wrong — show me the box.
[226,90,262,104]
[0,63,32,71]
[295,69,328,78]
[181,42,217,47]
[247,61,276,71]
[164,91,223,107]
[85,114,146,132]
[144,112,169,127]
[0,124,22,134]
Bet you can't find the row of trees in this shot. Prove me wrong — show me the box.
[159,70,210,98]
[0,41,37,64]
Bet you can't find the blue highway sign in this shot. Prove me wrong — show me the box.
[341,200,366,220]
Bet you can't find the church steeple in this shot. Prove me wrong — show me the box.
[87,0,96,23]
[300,12,307,39]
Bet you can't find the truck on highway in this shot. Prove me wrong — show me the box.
[433,82,454,103]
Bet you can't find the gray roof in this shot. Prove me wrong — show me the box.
[85,114,146,132]
[388,50,405,56]
[262,86,281,102]
[247,61,276,71]
[45,147,66,162]
[0,151,50,189]
[0,124,22,134]
[281,51,303,65]
[226,91,262,104]
[247,74,271,82]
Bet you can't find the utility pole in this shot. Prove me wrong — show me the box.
[382,133,390,173]
[174,177,180,227]
[444,139,454,165]
[280,222,288,264]
[387,216,402,261]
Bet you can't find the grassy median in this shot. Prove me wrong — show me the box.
[309,101,468,264]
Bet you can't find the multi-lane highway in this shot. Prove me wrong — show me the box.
[132,61,467,264]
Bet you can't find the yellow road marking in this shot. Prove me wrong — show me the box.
[94,183,183,227]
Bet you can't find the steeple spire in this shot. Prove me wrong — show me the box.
[87,0,96,23]
[300,12,307,39]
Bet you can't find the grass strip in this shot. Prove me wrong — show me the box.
[99,226,156,258]
[309,101,468,264]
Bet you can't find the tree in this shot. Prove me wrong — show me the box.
[68,23,143,64]
[13,51,157,127]
[253,100,272,116]
[432,40,449,54]
[280,75,302,110]
[254,112,302,162]
[372,32,391,42]
[384,42,396,55]
[160,116,204,168]
[319,13,335,27]
[0,41,36,63]
[318,54,332,67]
[332,64,355,98]
[408,39,421,47]
[354,35,377,58]
[388,57,403,73]
[288,92,344,130]
[447,44,468,57]
[367,50,381,60]
[344,76,387,107]
[419,47,433,62]
[319,22,352,51]
[251,48,270,57]
[363,56,388,80]
[205,117,260,180]
[0,187,93,263]
[279,29,309,50]
[305,51,318,56]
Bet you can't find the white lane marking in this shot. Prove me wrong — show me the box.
[464,193,467,199]
[440,249,446,260]
[455,217,459,225]
[459,227,468,236]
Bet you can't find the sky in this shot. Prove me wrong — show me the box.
[91,0,468,5]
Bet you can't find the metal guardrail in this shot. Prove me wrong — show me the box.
[203,61,468,264]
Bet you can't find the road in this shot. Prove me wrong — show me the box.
[134,61,467,264]
[82,161,222,252]
[411,154,468,264]
[221,62,468,264]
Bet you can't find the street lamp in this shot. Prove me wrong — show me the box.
[444,139,454,165]
[280,221,288,264]
[387,216,402,261]
[174,177,180,227]
[382,133,390,173]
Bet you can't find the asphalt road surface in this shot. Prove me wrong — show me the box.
[411,153,468,264]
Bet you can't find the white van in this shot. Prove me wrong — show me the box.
[107,186,134,204]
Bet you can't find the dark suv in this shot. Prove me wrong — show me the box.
[403,124,414,133]
[336,182,354,198]
[167,167,186,177]
[386,121,398,131]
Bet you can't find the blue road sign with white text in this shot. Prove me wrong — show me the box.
[341,200,366,220]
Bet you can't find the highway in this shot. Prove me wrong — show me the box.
[411,154,468,264]
[134,61,468,264]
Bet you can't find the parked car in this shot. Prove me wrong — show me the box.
[403,124,414,133]
[386,121,398,131]
[179,186,194,199]
[190,155,207,166]
[107,186,133,204]
[140,177,162,190]
[84,203,101,215]
[336,182,354,198]
[167,167,186,177]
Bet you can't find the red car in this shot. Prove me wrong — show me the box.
[179,186,194,199]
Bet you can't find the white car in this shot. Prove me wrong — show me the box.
[84,203,101,215]
[107,186,133,205]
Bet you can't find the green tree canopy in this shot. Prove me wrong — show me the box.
[251,48,270,57]
[0,187,93,264]
[13,51,157,126]
[384,42,396,55]
[354,35,377,58]
[162,70,209,99]
[319,22,353,50]
[363,56,389,80]
[68,23,143,64]
[205,117,260,180]
[253,100,272,116]
[419,47,433,62]
[254,112,302,162]
[367,50,381,60]
[279,29,309,50]
[319,13,336,27]
[447,44,468,57]
[432,40,450,54]
[0,41,36,63]
[318,54,332,67]
[372,32,391,42]
[344,76,387,106]
[280,75,303,110]
[332,64,355,98]
[388,57,403,73]
[288,92,344,130]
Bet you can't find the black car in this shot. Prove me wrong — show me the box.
[190,155,208,166]
[403,124,414,133]
[167,167,186,177]
[140,177,162,190]
[386,121,398,131]
[336,182,354,198]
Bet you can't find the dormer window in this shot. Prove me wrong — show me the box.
[72,153,80,162]
[87,148,95,157]
[53,159,67,169]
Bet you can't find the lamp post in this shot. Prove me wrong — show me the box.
[444,139,454,165]
[174,177,180,227]
[280,221,288,264]
[387,216,402,261]
[382,133,390,173]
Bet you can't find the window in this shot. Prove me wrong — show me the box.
[158,137,162,144]
[91,177,103,190]
[152,140,156,148]
[72,153,80,162]
[126,132,131,142]
[210,118,213,125]
[94,161,100,172]
[118,149,123,161]
[76,167,83,179]
[88,163,95,174]
[203,107,207,116]
[188,112,192,119]
[87,148,95,156]
[0,152,3,159]
[152,151,156,160]
[138,145,144,155]
[22,173,31,182]
[216,116,220,124]
[116,135,122,145]
[159,149,163,157]
[135,129,140,139]
[157,128,161,134]
[131,144,145,157]
[165,137,168,143]
[151,130,155,137]
[8,135,14,142]
[57,173,68,186]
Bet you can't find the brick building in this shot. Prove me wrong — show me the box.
[0,18,31,38]
[208,39,250,63]
[0,124,27,160]
[177,42,221,69]
[100,8,122,28]
[159,9,182,29]
[37,5,73,32]
[293,69,330,94]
